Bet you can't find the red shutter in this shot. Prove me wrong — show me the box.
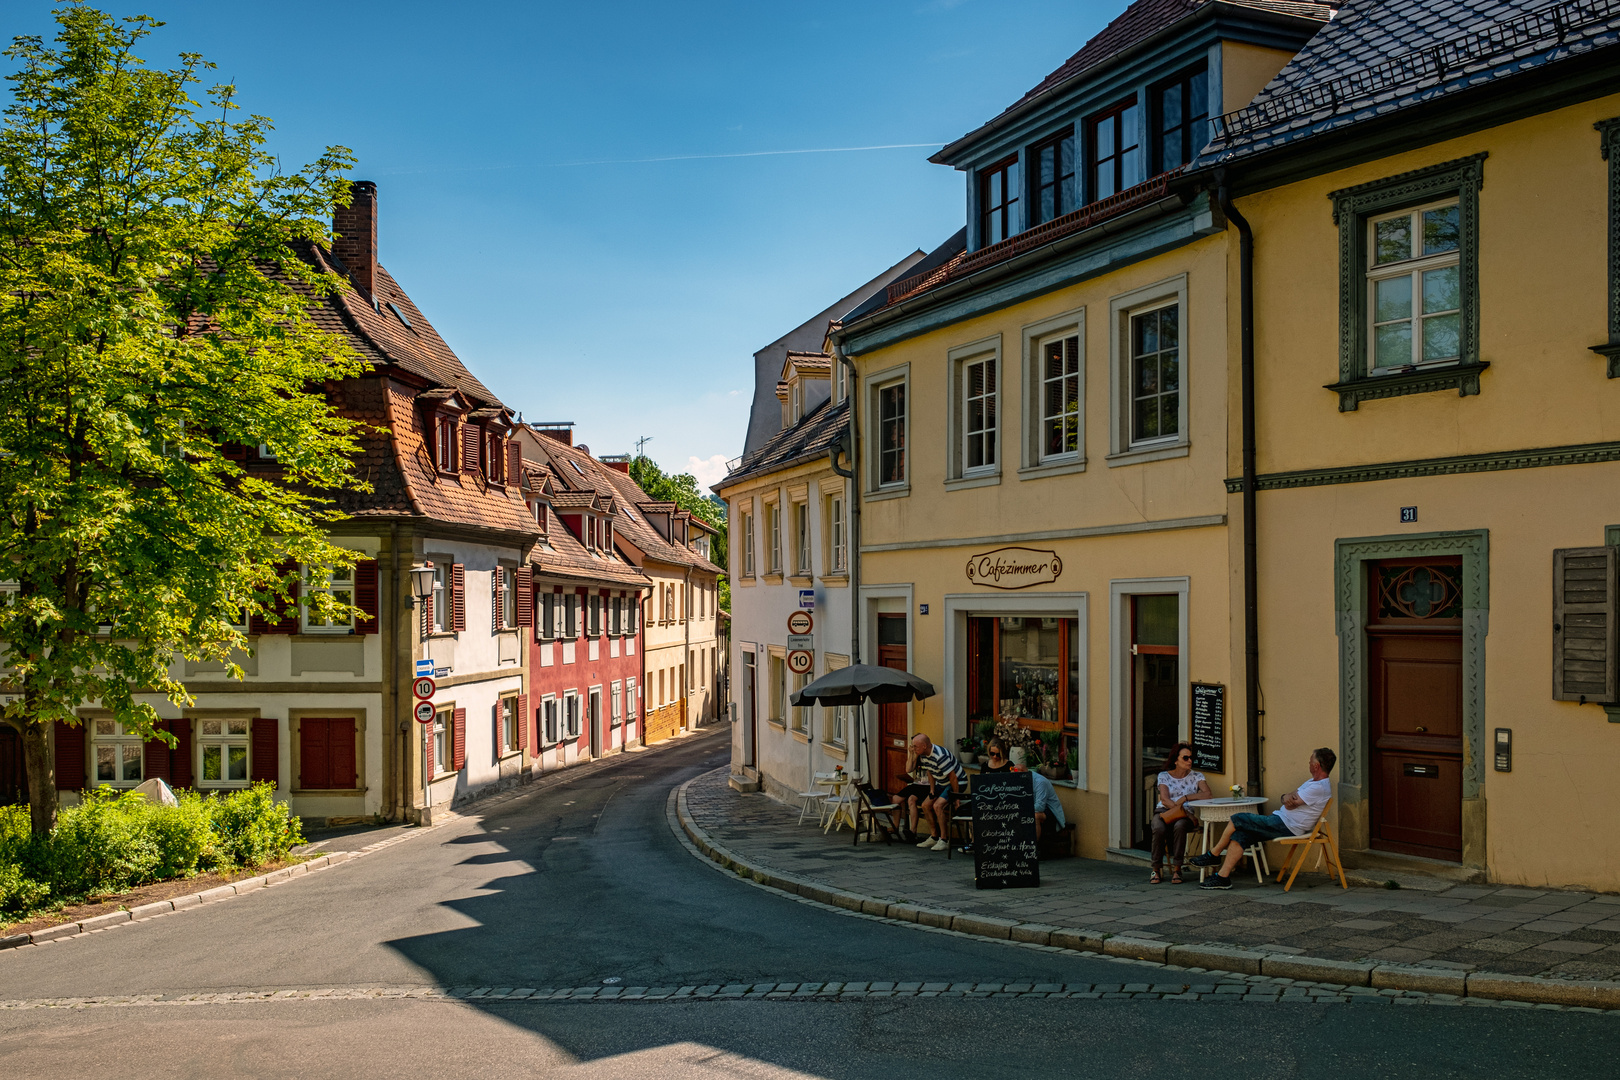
[452,708,466,770]
[516,694,529,751]
[492,568,502,633]
[170,718,193,788]
[332,718,357,789]
[493,703,502,761]
[251,717,279,787]
[421,590,432,639]
[300,719,329,789]
[251,559,296,635]
[516,567,533,627]
[355,559,379,635]
[146,721,172,783]
[451,564,466,631]
[53,720,84,791]
[507,441,523,485]
[424,717,435,777]
[273,561,300,634]
[461,424,480,475]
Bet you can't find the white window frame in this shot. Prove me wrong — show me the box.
[868,366,910,494]
[499,694,519,755]
[564,691,581,738]
[196,717,252,789]
[433,705,451,773]
[430,562,448,635]
[828,493,846,573]
[498,565,517,630]
[538,590,556,641]
[611,680,623,729]
[767,649,787,725]
[1021,308,1086,476]
[301,563,354,634]
[540,695,558,745]
[1108,275,1189,467]
[766,500,782,575]
[91,718,143,788]
[790,670,810,735]
[1365,198,1462,375]
[626,677,638,726]
[793,499,811,577]
[945,338,1000,486]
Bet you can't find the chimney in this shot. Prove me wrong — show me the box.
[532,422,575,446]
[599,454,632,474]
[332,180,378,298]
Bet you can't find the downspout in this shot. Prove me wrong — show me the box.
[1218,174,1263,798]
[387,521,402,821]
[833,341,864,776]
[684,565,693,730]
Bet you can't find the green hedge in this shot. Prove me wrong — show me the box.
[0,782,303,919]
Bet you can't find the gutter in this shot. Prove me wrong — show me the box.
[831,343,866,778]
[1218,173,1263,799]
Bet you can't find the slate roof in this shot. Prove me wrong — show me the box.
[935,0,1334,162]
[1199,0,1620,164]
[716,397,849,491]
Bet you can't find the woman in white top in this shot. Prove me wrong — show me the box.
[1151,742,1211,884]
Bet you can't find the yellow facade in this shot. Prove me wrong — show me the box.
[1234,91,1620,888]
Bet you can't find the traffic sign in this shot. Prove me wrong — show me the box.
[797,589,815,610]
[414,700,436,725]
[787,634,814,651]
[787,610,813,635]
[415,658,435,677]
[412,676,436,701]
[787,649,814,675]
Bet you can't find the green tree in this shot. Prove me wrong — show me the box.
[0,5,367,835]
[629,455,728,610]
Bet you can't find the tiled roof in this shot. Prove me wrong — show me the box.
[937,0,1334,160]
[1200,0,1620,163]
[716,397,849,491]
[525,462,650,589]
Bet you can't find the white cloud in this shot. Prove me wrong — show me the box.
[687,454,731,489]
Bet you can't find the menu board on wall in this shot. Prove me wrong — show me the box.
[971,771,1040,890]
[1191,682,1225,774]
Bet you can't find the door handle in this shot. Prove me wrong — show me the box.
[1415,726,1427,732]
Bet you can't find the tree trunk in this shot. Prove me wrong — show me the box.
[22,723,58,837]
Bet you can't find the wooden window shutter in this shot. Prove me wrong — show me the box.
[53,720,85,791]
[354,559,379,634]
[273,560,300,634]
[1554,546,1618,702]
[452,708,467,770]
[451,563,466,631]
[300,719,330,790]
[170,718,193,788]
[493,703,503,760]
[424,718,435,777]
[461,424,481,475]
[251,717,279,786]
[517,694,530,752]
[421,589,433,639]
[516,567,533,627]
[507,441,523,485]
[332,718,357,788]
[492,568,503,633]
[146,721,172,783]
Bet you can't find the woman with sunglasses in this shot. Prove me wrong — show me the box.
[1151,742,1211,884]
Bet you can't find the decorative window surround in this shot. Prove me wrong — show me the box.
[866,362,911,498]
[1108,275,1189,465]
[1022,308,1086,477]
[1592,119,1620,378]
[946,335,1001,488]
[1328,154,1487,411]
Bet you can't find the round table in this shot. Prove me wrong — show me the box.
[1185,797,1269,882]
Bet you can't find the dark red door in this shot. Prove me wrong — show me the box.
[878,614,908,794]
[1368,559,1465,861]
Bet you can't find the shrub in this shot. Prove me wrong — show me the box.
[150,791,215,878]
[207,783,302,869]
[48,788,162,896]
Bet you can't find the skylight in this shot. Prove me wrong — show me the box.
[570,460,586,477]
[387,301,412,329]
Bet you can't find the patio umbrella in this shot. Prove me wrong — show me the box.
[791,664,935,706]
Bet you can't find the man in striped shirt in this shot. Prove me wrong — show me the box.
[907,733,966,852]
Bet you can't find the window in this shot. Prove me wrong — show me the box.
[434,414,457,472]
[611,681,623,729]
[565,692,581,738]
[565,592,578,638]
[542,697,558,744]
[198,718,250,787]
[1328,155,1484,409]
[302,564,354,633]
[965,616,1081,773]
[611,596,622,636]
[430,563,448,634]
[626,678,637,724]
[979,155,1019,245]
[1088,99,1141,201]
[92,719,142,787]
[1129,303,1180,445]
[791,381,802,423]
[1367,201,1461,372]
[539,591,556,641]
[1041,332,1082,460]
[962,355,997,473]
[528,500,544,529]
[767,505,782,574]
[1031,130,1076,225]
[589,688,602,739]
[299,717,356,790]
[829,495,846,572]
[626,594,639,635]
[433,707,451,773]
[500,696,519,753]
[768,653,787,724]
[664,584,676,623]
[588,594,602,636]
[497,566,517,630]
[741,511,755,577]
[794,502,811,576]
[790,671,810,734]
[1154,66,1208,173]
[878,381,906,487]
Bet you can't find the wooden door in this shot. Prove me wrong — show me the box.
[878,614,909,793]
[1368,559,1465,861]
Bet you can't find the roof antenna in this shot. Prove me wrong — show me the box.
[635,435,653,458]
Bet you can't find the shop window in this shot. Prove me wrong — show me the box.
[966,616,1080,773]
[198,719,250,788]
[92,719,142,788]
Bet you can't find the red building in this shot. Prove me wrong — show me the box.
[516,427,649,766]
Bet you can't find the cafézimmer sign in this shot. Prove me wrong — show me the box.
[965,547,1063,590]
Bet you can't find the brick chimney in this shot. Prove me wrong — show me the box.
[533,425,573,446]
[332,180,378,298]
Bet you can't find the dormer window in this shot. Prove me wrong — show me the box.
[791,380,802,423]
[1088,98,1141,201]
[1154,65,1208,173]
[1031,130,1076,225]
[979,155,1019,246]
[434,414,458,472]
[485,430,505,484]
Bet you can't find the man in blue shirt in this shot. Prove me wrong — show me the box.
[1030,768,1066,842]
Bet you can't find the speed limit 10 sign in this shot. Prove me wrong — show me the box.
[787,649,814,675]
[412,676,436,700]
[414,700,436,725]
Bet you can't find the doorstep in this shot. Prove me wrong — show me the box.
[1104,847,1152,867]
[1339,848,1487,890]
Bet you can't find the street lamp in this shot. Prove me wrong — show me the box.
[408,562,435,608]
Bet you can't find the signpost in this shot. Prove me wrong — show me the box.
[787,610,813,635]
[414,700,436,725]
[1190,682,1225,773]
[971,771,1039,889]
[787,650,814,675]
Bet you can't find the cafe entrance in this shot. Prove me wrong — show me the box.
[1130,594,1180,849]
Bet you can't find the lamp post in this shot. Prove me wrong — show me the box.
[407,562,435,819]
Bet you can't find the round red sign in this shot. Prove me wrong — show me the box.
[787,610,813,635]
[414,700,436,725]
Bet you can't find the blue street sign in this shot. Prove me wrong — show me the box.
[798,589,815,610]
[415,658,435,677]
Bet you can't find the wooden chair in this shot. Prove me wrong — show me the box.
[946,796,974,859]
[1273,796,1348,891]
[853,783,900,846]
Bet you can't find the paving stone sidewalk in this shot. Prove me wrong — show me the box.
[685,769,1620,982]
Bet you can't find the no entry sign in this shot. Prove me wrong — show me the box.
[412,676,436,700]
[414,700,436,725]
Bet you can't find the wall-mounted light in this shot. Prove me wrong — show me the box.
[407,561,435,609]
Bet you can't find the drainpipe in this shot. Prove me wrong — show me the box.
[833,341,865,778]
[1219,174,1263,798]
[387,521,402,821]
[684,566,693,731]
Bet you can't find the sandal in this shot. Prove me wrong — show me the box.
[1149,868,1162,884]
[1171,868,1184,885]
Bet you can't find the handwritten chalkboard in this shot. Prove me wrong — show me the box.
[971,771,1039,889]
[1191,682,1225,773]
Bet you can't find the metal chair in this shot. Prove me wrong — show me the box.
[1273,796,1348,891]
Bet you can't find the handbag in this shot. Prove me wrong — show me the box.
[1159,805,1189,824]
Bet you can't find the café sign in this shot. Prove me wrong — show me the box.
[965,546,1063,590]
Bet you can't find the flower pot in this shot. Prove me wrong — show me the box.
[1037,764,1069,781]
[958,751,977,765]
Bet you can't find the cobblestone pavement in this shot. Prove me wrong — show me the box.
[686,770,1620,982]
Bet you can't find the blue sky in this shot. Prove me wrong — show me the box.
[10,0,1118,486]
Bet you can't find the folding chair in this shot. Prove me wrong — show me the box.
[795,788,829,825]
[853,783,900,846]
[1273,796,1347,891]
[946,796,974,860]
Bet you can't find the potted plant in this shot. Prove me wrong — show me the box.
[974,718,996,754]
[1036,731,1068,780]
[956,735,978,765]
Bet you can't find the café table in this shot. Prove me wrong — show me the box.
[1185,796,1269,883]
[816,771,861,834]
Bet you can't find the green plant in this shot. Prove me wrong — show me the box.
[974,719,996,748]
[207,783,303,869]
[47,789,162,896]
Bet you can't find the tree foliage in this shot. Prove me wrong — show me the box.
[629,455,728,609]
[0,4,368,833]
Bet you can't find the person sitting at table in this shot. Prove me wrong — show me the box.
[1151,742,1211,884]
[1191,747,1336,890]
[980,737,1013,773]
[907,733,966,852]
[1030,768,1066,845]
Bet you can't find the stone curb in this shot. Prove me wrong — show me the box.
[671,769,1620,1012]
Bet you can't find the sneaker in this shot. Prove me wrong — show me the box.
[916,836,936,848]
[1199,875,1233,890]
[1189,852,1222,868]
[930,838,949,852]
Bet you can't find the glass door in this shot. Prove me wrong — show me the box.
[1131,594,1179,849]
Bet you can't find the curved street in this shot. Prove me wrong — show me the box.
[0,730,1613,1079]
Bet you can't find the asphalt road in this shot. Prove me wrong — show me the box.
[1,729,1614,1079]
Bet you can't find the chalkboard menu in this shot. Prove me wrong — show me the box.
[1191,682,1225,773]
[971,771,1039,890]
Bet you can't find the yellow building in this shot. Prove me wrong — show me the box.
[1205,0,1620,887]
[831,0,1331,861]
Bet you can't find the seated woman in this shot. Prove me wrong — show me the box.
[980,737,1013,773]
[1151,742,1210,884]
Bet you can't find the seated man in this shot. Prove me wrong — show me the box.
[908,733,965,852]
[1030,768,1066,843]
[1192,748,1335,890]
